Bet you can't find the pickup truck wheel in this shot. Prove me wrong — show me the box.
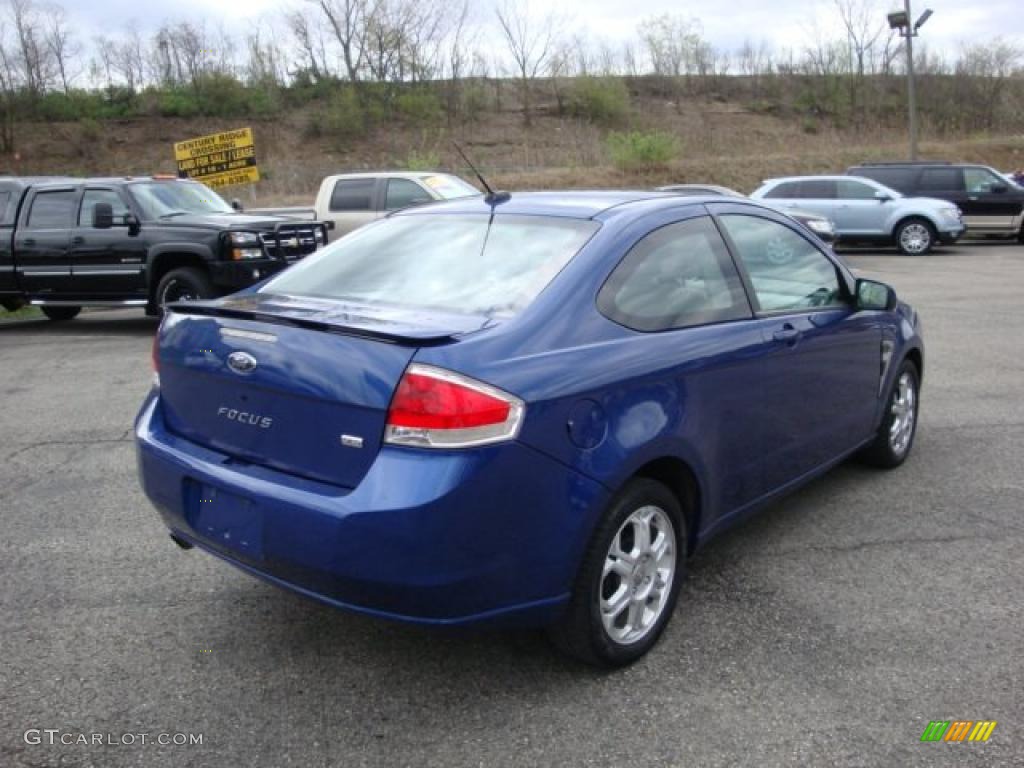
[40,306,81,322]
[156,268,215,310]
[895,218,935,255]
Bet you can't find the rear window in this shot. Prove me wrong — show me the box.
[329,179,375,211]
[261,214,599,317]
[763,181,802,199]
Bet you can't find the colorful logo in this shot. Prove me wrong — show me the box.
[921,721,997,742]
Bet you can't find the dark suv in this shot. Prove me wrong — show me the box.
[0,176,327,320]
[847,163,1024,241]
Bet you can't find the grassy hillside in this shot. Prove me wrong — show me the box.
[3,76,1023,204]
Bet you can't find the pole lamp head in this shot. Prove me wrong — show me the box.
[914,8,933,30]
[887,10,909,30]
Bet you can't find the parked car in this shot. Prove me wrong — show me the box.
[847,162,1024,242]
[656,184,837,244]
[137,191,924,667]
[751,175,965,255]
[314,172,479,240]
[0,175,328,320]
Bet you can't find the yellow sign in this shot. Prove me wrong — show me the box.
[174,127,259,189]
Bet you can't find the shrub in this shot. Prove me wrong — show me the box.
[322,86,368,146]
[460,83,489,122]
[568,77,631,126]
[404,149,441,171]
[157,89,200,118]
[395,88,442,126]
[606,131,679,171]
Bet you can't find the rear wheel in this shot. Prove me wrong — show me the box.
[895,218,935,255]
[40,305,81,322]
[548,478,686,667]
[155,267,215,311]
[859,359,920,468]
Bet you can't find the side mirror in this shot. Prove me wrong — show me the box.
[856,278,897,311]
[92,202,114,229]
[125,212,141,235]
[231,198,244,212]
[874,191,892,203]
[991,183,1007,194]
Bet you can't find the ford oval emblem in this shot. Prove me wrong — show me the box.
[227,351,258,374]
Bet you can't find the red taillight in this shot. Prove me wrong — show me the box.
[385,365,524,448]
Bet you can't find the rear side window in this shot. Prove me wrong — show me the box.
[329,179,375,212]
[27,190,78,228]
[719,214,845,313]
[919,167,964,192]
[385,179,431,211]
[800,180,837,199]
[262,214,598,317]
[763,181,802,199]
[853,167,915,193]
[0,191,13,225]
[598,216,751,332]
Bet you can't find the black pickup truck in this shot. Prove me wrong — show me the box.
[0,176,328,320]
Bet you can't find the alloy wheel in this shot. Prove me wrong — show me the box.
[899,223,931,255]
[600,505,677,645]
[889,371,917,456]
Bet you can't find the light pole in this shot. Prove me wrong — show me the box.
[888,3,933,160]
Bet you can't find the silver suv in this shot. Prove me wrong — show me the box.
[751,175,965,254]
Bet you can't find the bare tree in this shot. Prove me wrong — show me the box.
[286,9,330,81]
[42,3,76,92]
[311,0,375,83]
[494,0,559,126]
[9,0,53,94]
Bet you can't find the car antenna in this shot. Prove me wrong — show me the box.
[453,142,510,205]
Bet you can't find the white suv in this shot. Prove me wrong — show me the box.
[751,175,965,254]
[314,172,479,240]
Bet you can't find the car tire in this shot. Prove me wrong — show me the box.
[547,478,686,668]
[894,218,936,255]
[155,267,215,311]
[859,359,920,469]
[40,305,81,322]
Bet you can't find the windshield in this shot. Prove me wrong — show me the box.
[261,214,599,317]
[421,175,479,200]
[129,181,234,218]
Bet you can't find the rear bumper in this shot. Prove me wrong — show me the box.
[134,394,607,627]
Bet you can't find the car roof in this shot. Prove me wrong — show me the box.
[762,175,870,184]
[395,190,705,219]
[323,171,456,181]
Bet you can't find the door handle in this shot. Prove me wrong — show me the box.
[772,325,801,345]
[71,235,85,245]
[21,238,35,246]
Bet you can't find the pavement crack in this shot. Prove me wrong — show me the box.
[2,435,133,461]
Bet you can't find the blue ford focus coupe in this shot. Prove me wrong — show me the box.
[136,191,923,666]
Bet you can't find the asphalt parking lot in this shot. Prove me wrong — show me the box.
[2,241,1022,768]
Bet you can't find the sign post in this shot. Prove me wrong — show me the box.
[174,127,260,189]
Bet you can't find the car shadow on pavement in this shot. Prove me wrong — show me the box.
[0,312,157,338]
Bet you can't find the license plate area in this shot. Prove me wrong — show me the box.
[185,480,263,560]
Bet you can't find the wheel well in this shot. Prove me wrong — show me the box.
[904,347,923,381]
[633,457,701,556]
[148,254,209,300]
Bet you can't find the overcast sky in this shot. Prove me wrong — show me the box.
[73,0,1024,61]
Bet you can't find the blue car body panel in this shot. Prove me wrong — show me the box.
[135,192,924,627]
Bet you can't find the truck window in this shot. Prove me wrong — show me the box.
[385,179,431,210]
[919,168,964,192]
[27,190,78,229]
[0,191,12,225]
[854,167,915,194]
[79,189,131,227]
[329,179,375,212]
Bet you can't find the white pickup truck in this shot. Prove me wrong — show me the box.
[251,172,480,241]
